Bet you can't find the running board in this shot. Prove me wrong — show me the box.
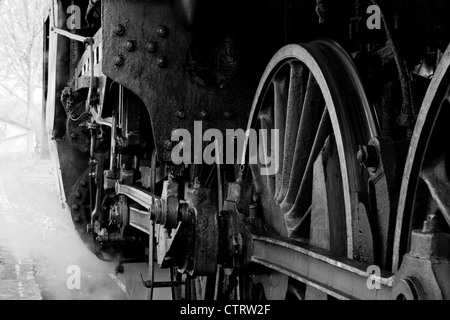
[251,235,394,300]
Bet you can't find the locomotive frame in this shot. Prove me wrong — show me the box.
[43,0,450,300]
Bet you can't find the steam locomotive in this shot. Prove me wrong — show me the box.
[43,0,450,300]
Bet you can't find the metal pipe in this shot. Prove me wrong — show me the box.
[110,111,117,171]
[118,85,124,129]
[148,221,155,299]
[51,26,88,43]
[87,39,95,113]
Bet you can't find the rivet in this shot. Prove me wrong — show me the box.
[114,24,125,36]
[157,56,168,68]
[72,204,80,211]
[156,26,169,38]
[356,147,366,165]
[164,140,175,150]
[147,41,158,53]
[124,40,135,52]
[75,191,82,199]
[114,55,124,66]
[200,111,209,120]
[73,216,81,223]
[70,132,78,140]
[224,111,233,120]
[175,110,186,119]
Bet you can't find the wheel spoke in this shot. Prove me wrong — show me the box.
[277,62,308,204]
[243,41,379,299]
[273,73,289,200]
[148,220,155,300]
[281,73,325,212]
[258,110,276,198]
[284,107,330,234]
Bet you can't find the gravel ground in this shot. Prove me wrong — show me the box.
[0,159,171,300]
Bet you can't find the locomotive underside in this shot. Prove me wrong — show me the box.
[43,0,450,299]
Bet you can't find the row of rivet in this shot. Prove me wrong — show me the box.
[113,24,235,124]
[114,24,169,38]
[174,110,234,121]
[113,24,169,68]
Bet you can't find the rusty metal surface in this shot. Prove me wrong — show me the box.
[184,185,218,276]
[60,87,91,154]
[102,0,253,161]
[393,229,450,300]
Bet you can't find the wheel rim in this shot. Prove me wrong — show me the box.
[393,45,450,272]
[244,40,380,259]
[70,168,96,253]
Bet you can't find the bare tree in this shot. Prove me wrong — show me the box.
[0,0,47,124]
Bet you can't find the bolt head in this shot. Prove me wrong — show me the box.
[423,214,438,233]
[156,26,169,38]
[200,111,208,120]
[114,55,124,66]
[357,145,378,168]
[114,24,125,36]
[164,140,175,150]
[356,147,367,166]
[175,110,186,119]
[147,41,158,53]
[157,56,168,68]
[224,111,233,120]
[124,40,135,52]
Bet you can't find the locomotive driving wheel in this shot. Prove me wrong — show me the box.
[393,44,450,300]
[243,39,380,299]
[70,168,96,253]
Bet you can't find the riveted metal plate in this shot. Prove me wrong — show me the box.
[102,0,253,162]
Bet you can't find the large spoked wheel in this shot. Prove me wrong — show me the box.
[244,40,380,298]
[393,46,450,300]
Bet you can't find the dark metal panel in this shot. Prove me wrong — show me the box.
[102,0,252,161]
